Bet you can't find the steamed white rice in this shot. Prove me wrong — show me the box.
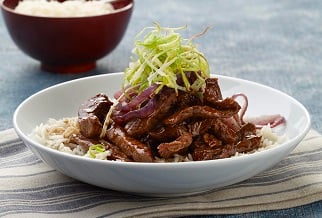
[14,0,115,17]
[30,117,286,162]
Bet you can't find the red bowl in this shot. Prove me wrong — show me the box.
[1,0,134,73]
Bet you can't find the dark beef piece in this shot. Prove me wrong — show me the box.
[106,124,154,162]
[78,93,113,138]
[125,87,177,137]
[211,118,238,144]
[176,71,198,87]
[99,140,133,162]
[236,136,262,153]
[157,133,193,159]
[148,124,187,142]
[202,133,222,148]
[190,133,224,161]
[163,99,240,126]
[237,122,257,140]
[187,119,214,136]
[192,134,262,160]
[78,116,102,139]
[191,142,223,161]
[207,97,241,112]
[219,136,262,159]
[70,134,98,151]
[204,78,223,103]
[176,91,202,110]
[70,134,132,162]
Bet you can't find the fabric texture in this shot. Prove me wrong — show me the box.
[1,128,322,218]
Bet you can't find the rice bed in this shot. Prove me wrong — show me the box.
[30,117,286,162]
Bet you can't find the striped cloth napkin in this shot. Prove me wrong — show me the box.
[1,128,322,218]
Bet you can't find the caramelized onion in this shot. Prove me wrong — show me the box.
[112,98,157,124]
[116,84,158,112]
[245,114,286,128]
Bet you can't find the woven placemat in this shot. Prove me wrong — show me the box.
[1,128,321,217]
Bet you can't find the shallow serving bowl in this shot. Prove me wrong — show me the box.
[13,73,310,196]
[1,0,133,73]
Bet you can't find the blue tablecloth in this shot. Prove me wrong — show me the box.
[1,0,322,217]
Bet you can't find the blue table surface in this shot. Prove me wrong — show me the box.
[1,0,322,217]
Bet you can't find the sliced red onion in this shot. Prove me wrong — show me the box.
[232,93,248,125]
[113,89,124,100]
[116,84,158,112]
[245,114,286,128]
[113,85,139,100]
[112,98,157,124]
[224,116,242,131]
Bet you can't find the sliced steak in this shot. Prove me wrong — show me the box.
[78,93,113,138]
[70,134,132,162]
[157,133,193,159]
[211,118,238,144]
[106,125,154,162]
[125,87,177,137]
[163,100,240,126]
[204,78,222,103]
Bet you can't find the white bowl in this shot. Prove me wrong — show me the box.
[13,73,311,197]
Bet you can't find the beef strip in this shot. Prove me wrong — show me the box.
[70,134,132,161]
[78,93,113,138]
[157,133,193,159]
[70,134,99,151]
[211,118,238,144]
[99,140,133,162]
[175,91,202,110]
[204,78,223,103]
[124,87,178,137]
[106,124,154,162]
[191,137,224,161]
[237,122,257,140]
[148,124,187,142]
[187,119,214,136]
[192,133,262,161]
[163,100,240,126]
[206,97,241,112]
[219,136,262,159]
[202,133,222,148]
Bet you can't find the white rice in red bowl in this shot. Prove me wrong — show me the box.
[14,0,115,17]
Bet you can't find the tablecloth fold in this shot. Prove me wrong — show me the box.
[1,128,321,218]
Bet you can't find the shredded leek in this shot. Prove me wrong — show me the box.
[88,144,105,158]
[123,23,210,95]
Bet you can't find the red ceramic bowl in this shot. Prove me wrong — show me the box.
[1,0,133,73]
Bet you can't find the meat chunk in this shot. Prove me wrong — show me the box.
[125,87,177,137]
[148,124,187,142]
[70,134,99,150]
[219,136,262,159]
[157,133,193,159]
[78,93,113,138]
[70,134,132,162]
[106,124,154,162]
[211,118,238,144]
[204,78,223,103]
[176,91,202,110]
[191,137,223,161]
[99,140,133,162]
[163,98,240,126]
